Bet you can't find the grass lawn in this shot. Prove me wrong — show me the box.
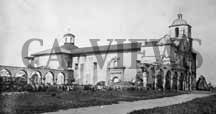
[129,94,216,114]
[0,90,184,114]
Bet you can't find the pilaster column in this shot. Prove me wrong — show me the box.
[189,75,192,91]
[184,74,187,91]
[154,74,157,90]
[177,72,180,90]
[163,71,166,91]
[186,76,189,91]
[143,71,147,88]
[106,68,110,86]
[183,80,186,91]
[121,68,125,81]
[170,71,173,90]
[186,73,188,91]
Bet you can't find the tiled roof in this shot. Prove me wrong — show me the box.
[69,43,142,55]
[31,46,72,56]
[31,43,142,57]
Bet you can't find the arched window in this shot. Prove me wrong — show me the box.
[0,69,12,82]
[30,71,42,85]
[165,71,171,90]
[0,69,11,77]
[44,72,54,85]
[175,27,179,37]
[112,76,120,83]
[172,72,178,90]
[157,69,164,90]
[57,72,65,85]
[15,70,28,84]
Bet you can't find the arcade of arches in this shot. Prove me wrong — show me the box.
[0,64,196,91]
[0,65,73,86]
[139,64,196,91]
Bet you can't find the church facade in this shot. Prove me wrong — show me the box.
[30,14,197,91]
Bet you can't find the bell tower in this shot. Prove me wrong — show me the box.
[63,33,75,45]
[169,13,192,38]
[62,32,78,50]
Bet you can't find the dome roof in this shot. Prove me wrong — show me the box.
[170,14,189,27]
[63,33,75,38]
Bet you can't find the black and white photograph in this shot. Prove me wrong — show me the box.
[0,0,216,114]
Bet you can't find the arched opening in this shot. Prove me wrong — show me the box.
[179,73,184,90]
[172,72,178,90]
[149,67,155,89]
[156,69,164,90]
[0,69,12,91]
[165,71,171,90]
[188,73,192,90]
[30,71,42,85]
[191,73,196,89]
[142,68,149,88]
[185,73,189,90]
[107,57,119,68]
[44,72,54,85]
[57,72,65,85]
[175,27,179,37]
[15,70,28,85]
[111,76,120,83]
[107,57,124,85]
[135,69,143,86]
[0,69,12,82]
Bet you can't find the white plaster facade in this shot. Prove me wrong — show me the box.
[30,14,197,90]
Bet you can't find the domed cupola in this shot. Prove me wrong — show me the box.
[171,14,188,26]
[62,33,78,50]
[169,13,192,38]
[63,33,75,45]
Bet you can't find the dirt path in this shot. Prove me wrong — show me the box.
[43,93,212,114]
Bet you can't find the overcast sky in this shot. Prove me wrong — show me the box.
[0,0,216,84]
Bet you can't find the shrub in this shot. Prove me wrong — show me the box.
[127,87,136,91]
[83,85,92,90]
[46,86,62,93]
[23,84,34,92]
[51,93,57,97]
